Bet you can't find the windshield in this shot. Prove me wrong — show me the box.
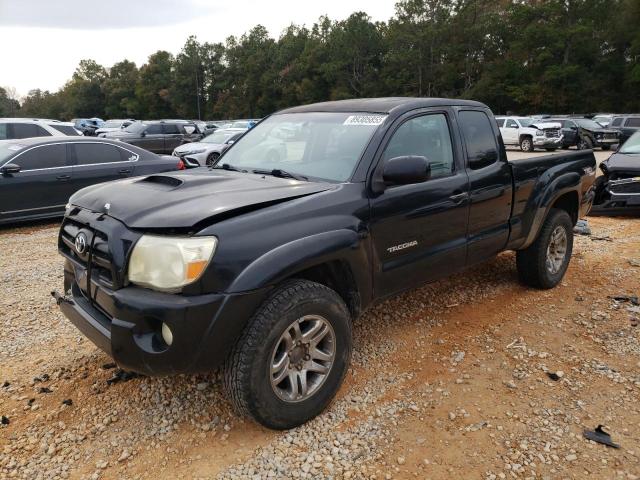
[124,122,146,133]
[202,130,241,144]
[219,112,386,182]
[0,142,26,165]
[593,116,610,124]
[620,132,640,154]
[518,118,534,127]
[575,119,603,130]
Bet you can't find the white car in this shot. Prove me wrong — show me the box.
[95,119,136,137]
[0,118,82,140]
[495,116,563,152]
[172,128,246,165]
[592,114,614,128]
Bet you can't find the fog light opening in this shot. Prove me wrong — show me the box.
[161,323,173,346]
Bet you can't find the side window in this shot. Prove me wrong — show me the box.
[458,110,499,168]
[145,124,163,135]
[117,147,139,162]
[506,119,518,128]
[13,144,68,170]
[382,113,455,179]
[563,120,575,129]
[0,124,7,140]
[163,124,181,134]
[626,117,640,127]
[610,117,623,127]
[495,119,505,128]
[74,143,124,165]
[11,123,52,139]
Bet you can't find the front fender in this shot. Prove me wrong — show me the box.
[228,229,372,301]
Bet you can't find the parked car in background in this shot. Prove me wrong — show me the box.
[592,114,615,127]
[0,118,81,140]
[104,120,202,154]
[95,119,136,137]
[609,115,640,145]
[0,137,190,225]
[72,118,105,136]
[230,119,259,129]
[172,127,246,165]
[550,117,619,150]
[495,116,563,152]
[591,131,640,216]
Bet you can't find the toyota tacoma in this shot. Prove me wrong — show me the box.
[54,98,596,429]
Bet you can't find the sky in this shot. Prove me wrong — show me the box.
[0,0,397,98]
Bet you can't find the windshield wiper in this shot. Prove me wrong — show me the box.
[252,168,308,181]
[211,163,246,172]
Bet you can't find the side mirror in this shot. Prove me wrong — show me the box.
[226,140,235,145]
[141,131,147,137]
[1,163,21,175]
[382,156,431,186]
[468,150,498,170]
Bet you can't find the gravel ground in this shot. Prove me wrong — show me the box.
[1,174,638,479]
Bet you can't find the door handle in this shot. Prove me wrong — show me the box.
[449,192,468,203]
[56,174,71,181]
[118,168,132,174]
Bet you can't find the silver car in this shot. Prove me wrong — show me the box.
[172,128,247,165]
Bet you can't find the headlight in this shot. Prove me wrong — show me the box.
[536,129,544,136]
[128,235,217,291]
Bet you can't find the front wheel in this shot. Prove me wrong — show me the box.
[520,136,534,152]
[577,137,593,150]
[224,280,352,430]
[206,152,220,166]
[516,209,574,289]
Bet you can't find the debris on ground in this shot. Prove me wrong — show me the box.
[62,399,73,406]
[609,295,640,306]
[574,219,591,235]
[38,386,52,394]
[102,362,117,370]
[583,425,621,449]
[546,371,564,381]
[1,415,9,425]
[629,259,640,267]
[106,369,140,385]
[591,235,613,242]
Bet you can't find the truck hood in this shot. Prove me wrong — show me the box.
[602,152,640,176]
[69,169,334,230]
[530,122,561,130]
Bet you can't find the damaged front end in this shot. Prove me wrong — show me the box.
[591,168,640,216]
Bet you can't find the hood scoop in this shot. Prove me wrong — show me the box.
[136,175,184,189]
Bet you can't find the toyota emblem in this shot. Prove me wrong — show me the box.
[75,233,88,255]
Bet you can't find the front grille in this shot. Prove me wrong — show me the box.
[604,133,618,140]
[544,129,561,138]
[60,217,117,293]
[609,179,640,195]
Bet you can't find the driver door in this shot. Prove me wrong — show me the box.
[502,118,519,145]
[369,110,470,298]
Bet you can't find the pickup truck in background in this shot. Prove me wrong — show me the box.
[609,115,640,145]
[53,98,596,430]
[495,116,563,152]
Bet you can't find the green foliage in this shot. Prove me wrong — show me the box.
[11,0,640,120]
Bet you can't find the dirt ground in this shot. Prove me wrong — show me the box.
[1,149,638,480]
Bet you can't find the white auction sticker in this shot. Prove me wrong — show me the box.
[343,115,386,126]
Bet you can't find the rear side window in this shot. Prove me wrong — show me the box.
[459,111,499,169]
[49,124,81,136]
[625,117,640,127]
[11,123,52,139]
[382,113,455,179]
[13,144,68,170]
[495,119,505,128]
[163,123,181,134]
[146,124,163,134]
[74,143,124,165]
[610,117,623,127]
[506,119,518,128]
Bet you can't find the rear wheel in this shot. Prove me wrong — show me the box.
[224,280,352,430]
[206,152,220,166]
[516,209,573,289]
[520,136,534,152]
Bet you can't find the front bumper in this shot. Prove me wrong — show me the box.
[593,137,619,147]
[57,258,270,375]
[533,136,563,148]
[590,177,640,216]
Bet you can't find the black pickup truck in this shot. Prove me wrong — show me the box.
[53,98,596,429]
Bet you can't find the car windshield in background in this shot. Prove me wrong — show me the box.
[0,142,26,165]
[518,118,534,127]
[124,123,146,133]
[202,130,238,144]
[219,112,386,182]
[575,119,603,130]
[619,132,640,154]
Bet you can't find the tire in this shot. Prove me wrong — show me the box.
[206,152,220,166]
[577,137,593,150]
[601,145,611,151]
[516,209,573,289]
[224,279,352,430]
[520,136,534,152]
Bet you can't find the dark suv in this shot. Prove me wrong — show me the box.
[609,115,640,145]
[104,121,202,154]
[552,117,620,150]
